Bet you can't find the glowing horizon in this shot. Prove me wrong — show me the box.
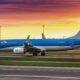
[0,0,80,39]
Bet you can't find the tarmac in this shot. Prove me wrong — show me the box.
[0,66,80,80]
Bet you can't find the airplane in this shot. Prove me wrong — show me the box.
[0,32,80,56]
[0,26,80,56]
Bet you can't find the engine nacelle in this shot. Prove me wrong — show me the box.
[13,47,24,53]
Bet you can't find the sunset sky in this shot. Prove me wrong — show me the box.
[0,0,80,39]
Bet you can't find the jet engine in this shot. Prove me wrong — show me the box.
[13,47,24,53]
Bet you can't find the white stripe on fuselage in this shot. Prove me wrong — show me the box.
[35,46,71,50]
[0,45,80,51]
[34,46,75,51]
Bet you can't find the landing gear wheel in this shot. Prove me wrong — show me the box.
[33,51,38,56]
[41,51,45,56]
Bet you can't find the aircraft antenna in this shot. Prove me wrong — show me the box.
[0,25,1,40]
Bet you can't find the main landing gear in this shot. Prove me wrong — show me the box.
[32,51,46,56]
[41,51,46,56]
[33,51,38,56]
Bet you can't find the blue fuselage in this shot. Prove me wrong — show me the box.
[0,39,80,49]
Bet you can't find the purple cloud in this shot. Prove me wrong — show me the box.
[0,0,80,12]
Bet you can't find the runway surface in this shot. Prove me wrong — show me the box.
[0,66,80,80]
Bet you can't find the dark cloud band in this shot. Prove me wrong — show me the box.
[0,0,80,12]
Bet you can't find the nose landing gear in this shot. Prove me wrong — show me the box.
[41,51,46,56]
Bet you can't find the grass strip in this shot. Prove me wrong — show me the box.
[1,51,80,55]
[0,61,80,67]
[0,57,80,62]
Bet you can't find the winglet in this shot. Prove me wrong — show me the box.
[42,33,46,39]
[26,35,30,40]
[42,24,46,39]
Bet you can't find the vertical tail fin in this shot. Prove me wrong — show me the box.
[69,31,80,39]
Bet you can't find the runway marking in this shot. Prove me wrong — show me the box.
[0,66,80,69]
[0,66,80,71]
[0,66,80,73]
[0,74,80,79]
[0,68,80,73]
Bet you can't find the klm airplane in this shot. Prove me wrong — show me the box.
[0,32,80,56]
